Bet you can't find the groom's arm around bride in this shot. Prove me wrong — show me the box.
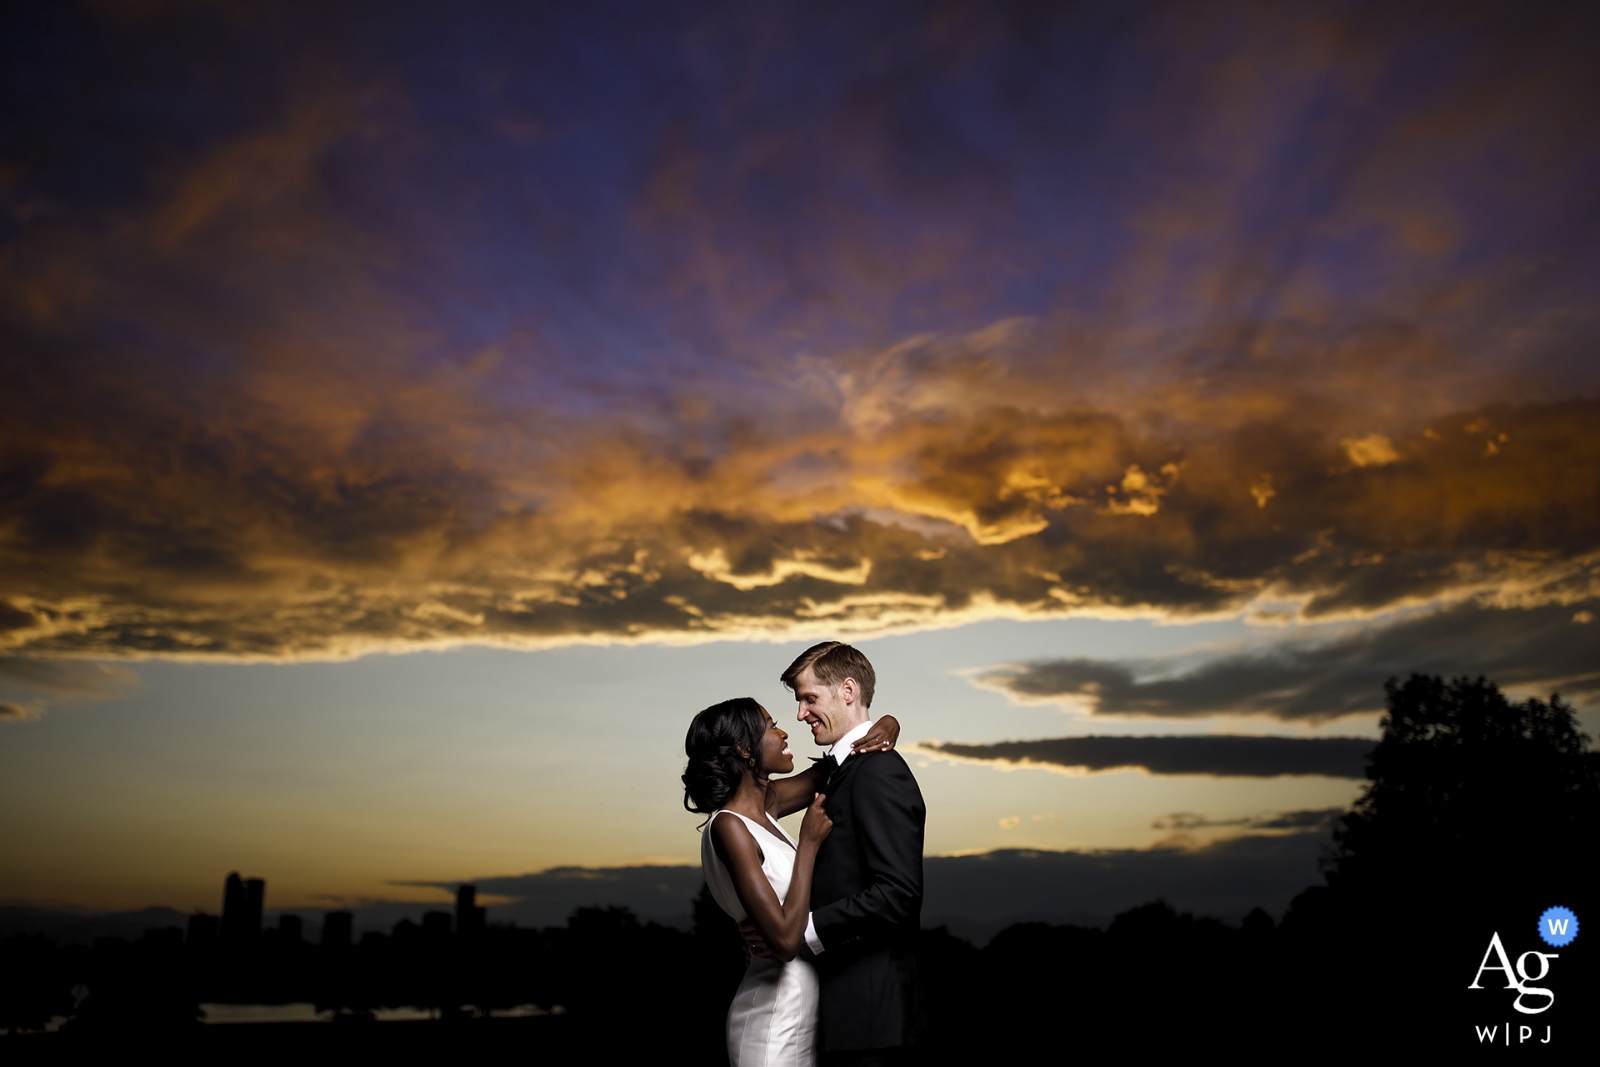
[783,642,927,1062]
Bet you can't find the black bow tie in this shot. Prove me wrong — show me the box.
[812,753,839,777]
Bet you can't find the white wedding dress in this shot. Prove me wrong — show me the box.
[701,809,821,1066]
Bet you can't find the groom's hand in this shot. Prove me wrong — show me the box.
[737,919,776,961]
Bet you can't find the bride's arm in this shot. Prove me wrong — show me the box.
[765,714,902,817]
[765,764,824,818]
[710,796,833,962]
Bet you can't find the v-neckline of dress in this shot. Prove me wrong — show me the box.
[724,808,797,851]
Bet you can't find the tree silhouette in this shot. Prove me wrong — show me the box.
[1279,675,1599,1051]
[1325,674,1598,909]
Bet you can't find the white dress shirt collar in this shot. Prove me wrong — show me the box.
[828,718,873,765]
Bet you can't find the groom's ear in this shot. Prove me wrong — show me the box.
[840,677,858,706]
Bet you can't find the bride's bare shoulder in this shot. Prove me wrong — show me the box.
[710,810,761,860]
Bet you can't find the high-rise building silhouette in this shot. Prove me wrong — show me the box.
[277,914,303,942]
[220,872,265,941]
[321,910,353,948]
[456,884,487,938]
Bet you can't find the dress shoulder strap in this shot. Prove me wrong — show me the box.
[709,809,768,861]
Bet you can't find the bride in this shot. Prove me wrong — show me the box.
[683,697,899,1066]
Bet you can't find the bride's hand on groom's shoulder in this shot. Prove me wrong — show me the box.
[853,714,900,755]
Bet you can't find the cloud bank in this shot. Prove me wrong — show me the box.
[977,596,1600,722]
[923,736,1375,778]
[1151,809,1344,832]
[2,2,1598,663]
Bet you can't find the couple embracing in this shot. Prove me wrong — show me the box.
[683,641,925,1066]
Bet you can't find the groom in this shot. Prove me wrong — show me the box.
[783,641,926,1064]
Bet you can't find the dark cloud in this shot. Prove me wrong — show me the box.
[925,736,1374,778]
[0,699,40,721]
[1250,808,1344,831]
[2,3,1598,660]
[1151,808,1343,831]
[979,597,1600,722]
[0,656,138,695]
[0,396,1593,662]
[0,655,138,721]
[0,602,33,631]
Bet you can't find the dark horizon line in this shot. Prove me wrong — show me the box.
[0,820,1342,924]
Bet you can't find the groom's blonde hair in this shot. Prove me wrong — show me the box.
[780,641,876,709]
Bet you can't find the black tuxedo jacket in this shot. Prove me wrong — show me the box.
[810,747,926,1052]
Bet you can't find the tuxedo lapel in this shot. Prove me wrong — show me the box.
[823,750,864,797]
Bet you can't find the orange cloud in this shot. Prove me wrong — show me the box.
[3,1,1597,664]
[2,324,1596,661]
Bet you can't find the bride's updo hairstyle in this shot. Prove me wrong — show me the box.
[683,697,767,816]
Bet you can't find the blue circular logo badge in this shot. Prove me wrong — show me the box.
[1538,906,1578,948]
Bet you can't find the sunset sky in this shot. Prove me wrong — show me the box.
[3,1,1597,923]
